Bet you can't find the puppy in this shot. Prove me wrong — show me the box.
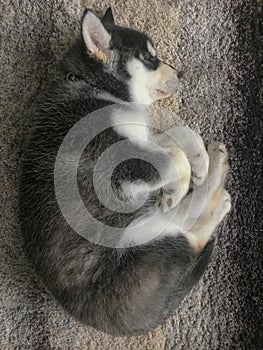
[19,8,231,335]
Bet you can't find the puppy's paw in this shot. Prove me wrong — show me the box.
[208,142,228,163]
[222,190,231,213]
[207,142,229,185]
[190,150,209,188]
[217,190,231,222]
[158,188,179,213]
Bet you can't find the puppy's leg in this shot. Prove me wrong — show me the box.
[153,126,209,188]
[158,146,191,212]
[170,142,231,252]
[118,144,191,212]
[120,143,230,248]
[115,127,202,213]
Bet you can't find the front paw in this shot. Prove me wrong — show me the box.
[158,179,189,213]
[190,149,209,188]
[158,187,179,213]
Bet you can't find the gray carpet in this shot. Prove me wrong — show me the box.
[0,0,262,349]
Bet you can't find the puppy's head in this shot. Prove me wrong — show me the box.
[81,8,180,104]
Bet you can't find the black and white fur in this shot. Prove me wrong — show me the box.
[19,8,231,335]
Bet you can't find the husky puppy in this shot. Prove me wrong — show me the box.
[19,8,231,335]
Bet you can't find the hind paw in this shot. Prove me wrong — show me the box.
[221,190,231,216]
[208,142,228,162]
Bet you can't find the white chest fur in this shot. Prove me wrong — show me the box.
[112,105,149,142]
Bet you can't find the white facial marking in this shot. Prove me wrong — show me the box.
[126,56,177,104]
[126,58,158,104]
[147,41,156,57]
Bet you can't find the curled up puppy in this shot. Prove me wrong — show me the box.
[19,8,231,335]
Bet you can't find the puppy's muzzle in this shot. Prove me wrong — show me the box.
[156,62,180,97]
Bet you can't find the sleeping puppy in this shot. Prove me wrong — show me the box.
[19,8,231,335]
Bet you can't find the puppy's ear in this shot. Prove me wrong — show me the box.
[102,7,115,25]
[82,9,113,62]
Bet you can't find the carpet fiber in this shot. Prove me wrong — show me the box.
[0,0,262,349]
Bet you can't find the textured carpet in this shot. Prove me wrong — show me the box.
[0,0,262,349]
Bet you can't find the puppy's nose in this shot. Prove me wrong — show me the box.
[177,71,184,79]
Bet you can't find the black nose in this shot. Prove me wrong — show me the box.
[177,71,184,79]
